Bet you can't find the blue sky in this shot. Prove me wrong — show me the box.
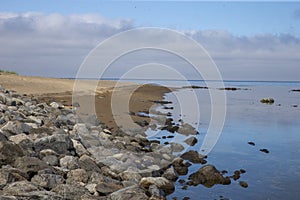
[1,1,300,36]
[0,1,300,81]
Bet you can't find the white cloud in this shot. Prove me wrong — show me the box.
[0,12,299,81]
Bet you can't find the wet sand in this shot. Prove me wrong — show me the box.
[0,73,172,131]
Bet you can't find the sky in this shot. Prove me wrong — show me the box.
[0,1,300,81]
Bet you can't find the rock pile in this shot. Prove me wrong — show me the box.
[0,85,242,199]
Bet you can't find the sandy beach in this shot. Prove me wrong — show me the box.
[0,72,172,131]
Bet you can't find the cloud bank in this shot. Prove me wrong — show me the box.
[0,12,299,81]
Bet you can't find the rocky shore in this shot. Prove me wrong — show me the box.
[0,81,247,199]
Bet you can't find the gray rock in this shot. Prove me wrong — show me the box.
[28,116,43,125]
[2,181,40,196]
[78,154,101,174]
[184,136,198,146]
[13,156,50,176]
[42,155,59,166]
[177,123,198,136]
[67,169,89,183]
[32,173,64,190]
[60,155,79,170]
[9,133,34,153]
[51,182,89,200]
[140,177,174,195]
[172,158,190,176]
[95,182,123,195]
[162,167,178,182]
[0,141,24,167]
[180,150,205,164]
[72,139,89,156]
[34,133,74,155]
[170,143,184,152]
[188,165,231,188]
[13,191,64,200]
[108,185,148,200]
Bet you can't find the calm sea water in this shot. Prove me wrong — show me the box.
[129,80,300,200]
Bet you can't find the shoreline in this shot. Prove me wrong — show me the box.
[0,73,172,131]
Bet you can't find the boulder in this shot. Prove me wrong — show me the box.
[59,155,79,170]
[67,169,89,183]
[140,177,174,195]
[31,173,64,190]
[188,165,231,188]
[108,185,148,200]
[177,123,198,136]
[260,98,275,104]
[180,150,206,164]
[51,182,89,200]
[0,141,24,166]
[2,181,40,196]
[95,182,123,195]
[13,156,50,178]
[34,133,74,155]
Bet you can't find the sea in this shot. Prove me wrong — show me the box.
[117,79,300,200]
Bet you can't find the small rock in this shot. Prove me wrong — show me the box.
[184,136,198,146]
[34,133,74,155]
[181,150,206,164]
[172,158,191,176]
[52,182,89,200]
[59,155,79,170]
[162,167,178,182]
[50,102,60,109]
[260,98,274,104]
[95,182,123,195]
[248,142,255,146]
[108,185,148,200]
[140,177,174,195]
[67,169,89,183]
[170,143,184,152]
[31,173,64,190]
[239,181,248,188]
[177,123,198,136]
[260,149,270,154]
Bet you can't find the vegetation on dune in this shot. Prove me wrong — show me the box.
[0,69,18,75]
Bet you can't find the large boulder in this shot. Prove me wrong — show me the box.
[188,165,231,188]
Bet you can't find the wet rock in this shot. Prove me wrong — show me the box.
[67,169,89,184]
[239,181,248,188]
[95,182,123,195]
[108,185,148,200]
[152,100,172,104]
[170,143,184,152]
[188,165,231,188]
[140,177,174,195]
[0,141,24,166]
[232,170,241,181]
[260,148,270,154]
[177,123,198,136]
[172,158,191,176]
[247,142,255,146]
[162,167,178,182]
[184,137,198,146]
[240,169,246,174]
[34,132,74,155]
[180,150,206,164]
[260,98,274,104]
